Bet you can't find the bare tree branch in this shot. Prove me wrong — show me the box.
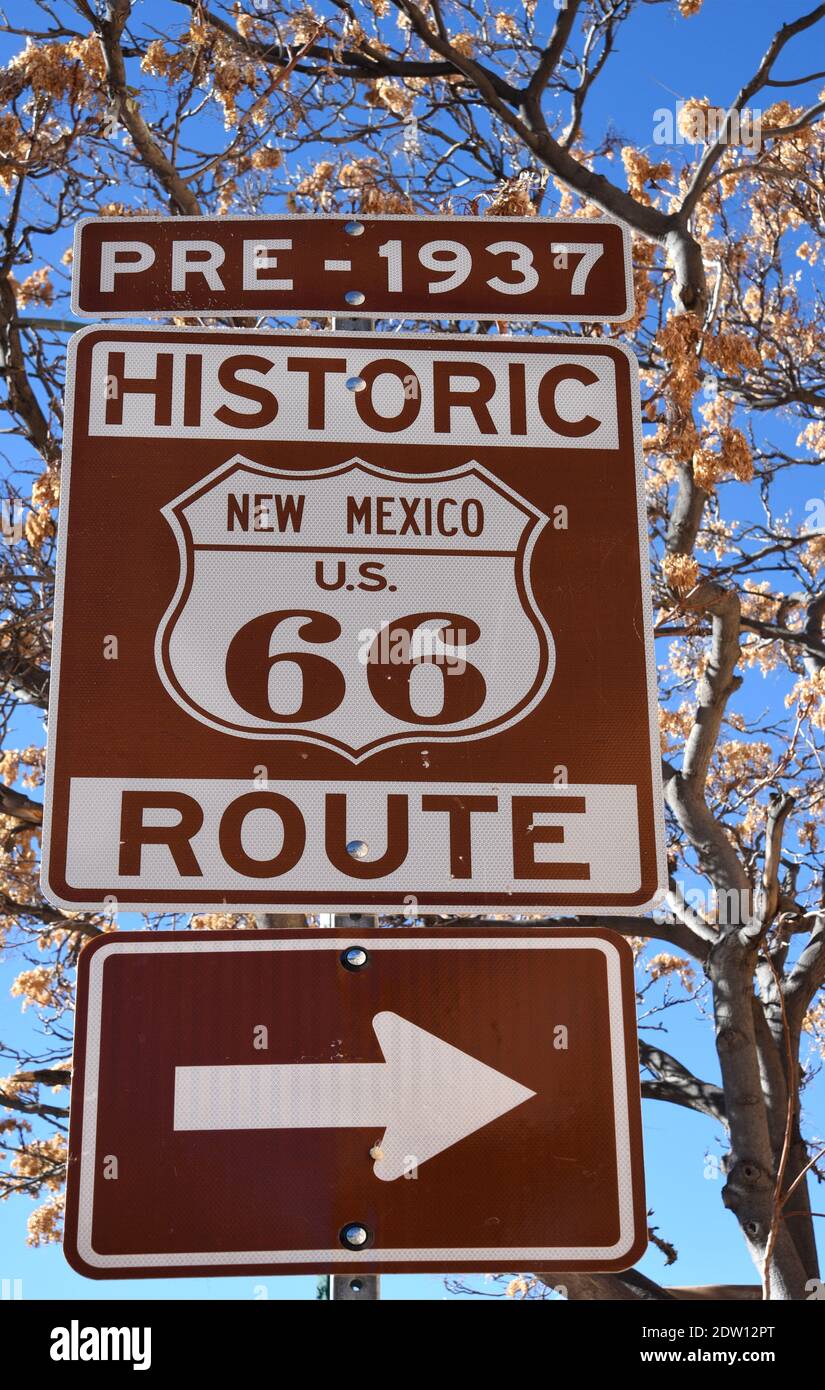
[97,0,201,215]
[640,1040,726,1124]
[681,2,825,220]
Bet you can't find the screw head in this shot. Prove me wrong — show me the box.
[342,946,369,970]
[346,838,369,857]
[344,220,365,236]
[345,289,366,306]
[340,1223,371,1250]
[345,376,366,393]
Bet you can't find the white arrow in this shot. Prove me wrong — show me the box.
[173,1010,536,1181]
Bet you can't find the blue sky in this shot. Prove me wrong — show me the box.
[1,0,823,1301]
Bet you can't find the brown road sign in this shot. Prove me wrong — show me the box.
[42,327,665,914]
[71,214,632,322]
[63,927,647,1279]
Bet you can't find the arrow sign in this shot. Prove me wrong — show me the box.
[173,1009,536,1181]
[64,929,648,1278]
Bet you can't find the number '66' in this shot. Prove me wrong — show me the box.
[225,609,485,725]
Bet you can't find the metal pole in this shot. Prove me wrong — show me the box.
[328,311,381,1302]
[331,911,380,1301]
[330,1274,380,1300]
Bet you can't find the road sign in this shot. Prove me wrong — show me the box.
[71,214,633,322]
[63,928,647,1278]
[42,326,665,914]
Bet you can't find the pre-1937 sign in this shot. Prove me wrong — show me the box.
[71,214,632,322]
[42,326,665,914]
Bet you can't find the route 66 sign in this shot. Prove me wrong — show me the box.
[42,328,665,914]
[157,456,552,758]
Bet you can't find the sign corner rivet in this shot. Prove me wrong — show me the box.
[341,946,369,970]
[340,1222,371,1249]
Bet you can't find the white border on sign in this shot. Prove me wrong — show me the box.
[73,934,641,1270]
[40,326,667,916]
[70,213,634,324]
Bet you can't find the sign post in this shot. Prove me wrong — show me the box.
[329,910,380,1302]
[327,317,382,1301]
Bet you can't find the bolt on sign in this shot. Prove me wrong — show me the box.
[71,214,633,323]
[63,928,647,1278]
[41,326,665,914]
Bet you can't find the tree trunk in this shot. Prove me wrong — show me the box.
[708,935,808,1299]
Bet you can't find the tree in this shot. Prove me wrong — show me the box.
[0,0,823,1300]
